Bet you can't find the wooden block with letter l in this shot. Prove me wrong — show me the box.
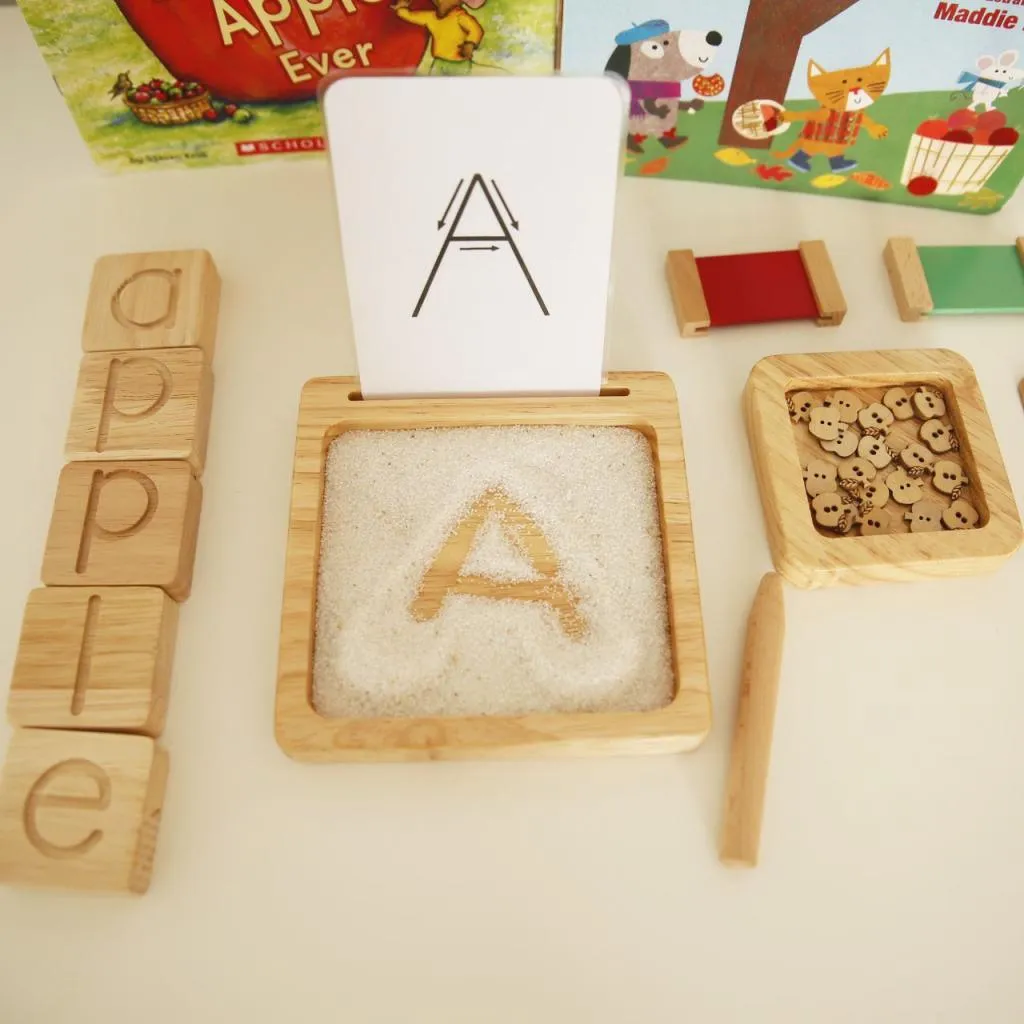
[66,347,214,474]
[82,250,221,358]
[8,587,178,736]
[0,729,168,894]
[42,460,203,601]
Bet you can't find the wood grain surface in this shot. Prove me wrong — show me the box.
[798,240,847,326]
[720,572,785,868]
[883,238,934,322]
[8,587,178,736]
[82,249,220,357]
[665,249,711,337]
[65,347,213,473]
[41,460,203,601]
[0,729,168,894]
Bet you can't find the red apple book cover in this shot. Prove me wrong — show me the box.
[18,0,557,171]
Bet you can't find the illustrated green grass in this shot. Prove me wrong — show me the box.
[627,89,1024,214]
[18,0,555,172]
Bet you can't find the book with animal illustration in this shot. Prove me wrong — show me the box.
[560,0,1024,212]
[16,0,557,172]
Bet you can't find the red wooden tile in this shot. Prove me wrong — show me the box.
[695,250,820,328]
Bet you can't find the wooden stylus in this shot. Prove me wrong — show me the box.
[719,572,786,868]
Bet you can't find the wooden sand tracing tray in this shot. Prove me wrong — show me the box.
[275,374,710,761]
[274,76,712,762]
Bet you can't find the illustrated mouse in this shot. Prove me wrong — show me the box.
[959,50,1023,111]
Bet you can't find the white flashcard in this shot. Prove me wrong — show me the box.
[323,75,625,399]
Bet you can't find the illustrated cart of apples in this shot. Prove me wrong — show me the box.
[903,107,1020,197]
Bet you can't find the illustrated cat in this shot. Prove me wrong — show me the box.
[773,49,891,173]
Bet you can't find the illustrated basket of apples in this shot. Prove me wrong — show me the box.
[901,107,1020,197]
[123,75,213,126]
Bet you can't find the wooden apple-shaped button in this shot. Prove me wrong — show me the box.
[809,405,840,441]
[856,401,897,434]
[861,478,890,510]
[883,387,915,421]
[857,402,895,433]
[812,492,850,531]
[906,499,944,533]
[932,459,967,496]
[789,391,815,422]
[886,468,924,505]
[913,387,946,419]
[804,459,838,497]
[821,421,858,457]
[831,390,864,424]
[860,507,896,536]
[857,434,892,469]
[899,442,934,475]
[838,456,876,487]
[942,499,979,530]
[920,419,954,454]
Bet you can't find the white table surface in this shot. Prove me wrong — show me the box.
[2,11,1024,1023]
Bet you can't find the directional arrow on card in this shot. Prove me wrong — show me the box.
[437,178,464,230]
[491,179,518,230]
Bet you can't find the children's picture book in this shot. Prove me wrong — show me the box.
[560,0,1024,213]
[17,0,557,172]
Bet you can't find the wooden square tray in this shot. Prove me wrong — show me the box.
[745,349,1021,588]
[275,371,710,761]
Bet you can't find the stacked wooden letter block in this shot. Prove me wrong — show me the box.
[0,250,219,894]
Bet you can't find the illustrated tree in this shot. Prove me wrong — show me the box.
[718,0,864,148]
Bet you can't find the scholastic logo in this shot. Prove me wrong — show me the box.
[236,136,326,156]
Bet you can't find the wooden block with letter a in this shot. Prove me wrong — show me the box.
[0,729,168,894]
[82,250,220,358]
[8,588,178,736]
[66,347,213,474]
[42,460,203,601]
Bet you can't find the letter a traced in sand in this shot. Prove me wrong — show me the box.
[412,488,585,638]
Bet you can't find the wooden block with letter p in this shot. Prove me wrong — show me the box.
[66,347,213,473]
[0,729,168,894]
[8,587,178,736]
[42,460,203,601]
[82,250,220,358]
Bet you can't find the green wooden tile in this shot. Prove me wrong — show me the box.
[919,245,1024,315]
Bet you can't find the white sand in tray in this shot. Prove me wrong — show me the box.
[313,425,675,718]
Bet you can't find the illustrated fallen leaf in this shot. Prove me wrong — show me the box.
[640,156,669,175]
[810,173,847,189]
[958,187,1003,210]
[715,147,756,167]
[851,171,891,190]
[756,163,793,182]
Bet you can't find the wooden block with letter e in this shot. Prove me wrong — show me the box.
[66,347,213,473]
[42,460,203,601]
[82,250,220,358]
[8,587,178,736]
[0,729,168,894]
